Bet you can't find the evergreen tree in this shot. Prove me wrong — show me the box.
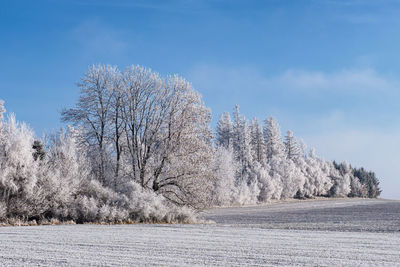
[284,130,300,161]
[263,116,285,161]
[216,112,233,149]
[353,167,381,198]
[232,105,254,184]
[250,118,266,164]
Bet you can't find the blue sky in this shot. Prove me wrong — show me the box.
[1,0,400,199]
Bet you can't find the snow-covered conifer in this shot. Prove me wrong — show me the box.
[263,116,285,161]
[216,112,233,149]
[232,105,254,184]
[284,130,301,161]
[250,118,266,164]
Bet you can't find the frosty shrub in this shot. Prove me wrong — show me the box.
[0,104,199,224]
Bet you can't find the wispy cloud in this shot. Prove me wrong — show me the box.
[189,63,399,96]
[69,19,128,58]
[188,64,268,95]
[274,68,398,94]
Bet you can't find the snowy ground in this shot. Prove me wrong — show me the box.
[203,198,400,232]
[1,198,400,266]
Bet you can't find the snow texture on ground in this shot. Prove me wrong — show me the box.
[0,198,399,266]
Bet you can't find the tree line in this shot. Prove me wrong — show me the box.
[0,64,381,224]
[211,106,381,206]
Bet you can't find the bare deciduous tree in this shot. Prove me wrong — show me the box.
[61,65,117,183]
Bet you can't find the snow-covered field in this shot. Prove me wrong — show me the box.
[1,198,400,266]
[204,198,400,232]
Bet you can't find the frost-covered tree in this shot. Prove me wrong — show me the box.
[232,105,254,185]
[62,65,214,209]
[250,118,266,164]
[284,130,300,161]
[0,113,39,218]
[211,147,237,206]
[216,112,233,149]
[302,149,333,197]
[349,174,365,197]
[330,161,352,197]
[316,159,334,195]
[0,100,5,121]
[120,69,213,208]
[108,70,125,187]
[150,76,214,208]
[353,167,381,198]
[263,116,285,161]
[61,65,117,183]
[262,116,286,198]
[39,127,93,220]
[119,66,165,188]
[278,159,305,199]
[235,178,260,205]
[254,162,273,201]
[266,157,284,199]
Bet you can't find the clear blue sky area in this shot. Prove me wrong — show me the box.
[1,0,400,199]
